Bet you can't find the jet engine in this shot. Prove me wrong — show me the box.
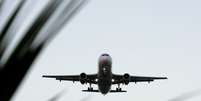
[80,73,87,84]
[123,73,130,85]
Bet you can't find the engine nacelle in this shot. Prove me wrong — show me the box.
[80,72,87,79]
[80,73,87,84]
[123,73,130,85]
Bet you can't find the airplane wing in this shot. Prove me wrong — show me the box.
[112,74,167,84]
[42,73,98,84]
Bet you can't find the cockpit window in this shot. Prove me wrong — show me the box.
[102,54,109,56]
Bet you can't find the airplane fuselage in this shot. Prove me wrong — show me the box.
[98,53,112,94]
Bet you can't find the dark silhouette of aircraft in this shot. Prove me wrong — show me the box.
[43,53,167,95]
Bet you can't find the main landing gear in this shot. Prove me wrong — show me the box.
[116,83,122,91]
[88,83,93,91]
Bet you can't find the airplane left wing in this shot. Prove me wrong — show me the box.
[42,75,80,81]
[42,73,97,84]
[112,74,167,84]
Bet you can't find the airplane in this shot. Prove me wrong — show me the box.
[43,53,167,95]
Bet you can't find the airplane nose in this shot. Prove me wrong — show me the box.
[99,55,112,65]
[101,57,110,64]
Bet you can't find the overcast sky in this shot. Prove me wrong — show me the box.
[6,0,201,101]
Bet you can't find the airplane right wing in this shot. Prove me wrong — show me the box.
[42,73,98,84]
[112,73,167,84]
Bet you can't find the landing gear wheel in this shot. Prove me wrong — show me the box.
[88,87,93,91]
[116,88,122,91]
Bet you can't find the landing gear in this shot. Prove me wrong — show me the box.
[88,83,93,91]
[88,87,93,91]
[116,83,122,91]
[116,88,122,91]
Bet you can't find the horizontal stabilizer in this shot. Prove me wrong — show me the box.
[110,90,127,93]
[82,90,99,92]
[82,89,127,93]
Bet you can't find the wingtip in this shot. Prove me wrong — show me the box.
[163,77,168,79]
[42,75,46,78]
